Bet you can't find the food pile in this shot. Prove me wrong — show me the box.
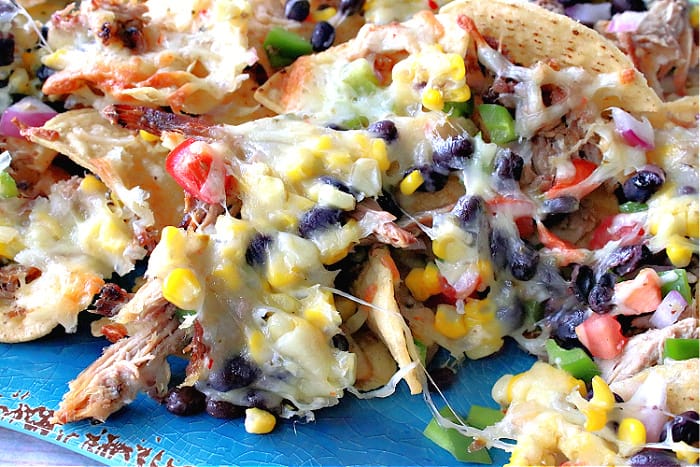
[0,0,698,465]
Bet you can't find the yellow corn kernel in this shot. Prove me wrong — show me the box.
[369,138,390,172]
[618,418,647,446]
[400,169,424,195]
[583,406,608,432]
[42,48,66,69]
[432,234,468,262]
[444,85,471,103]
[162,267,203,310]
[315,134,334,152]
[690,4,699,29]
[423,262,442,295]
[79,174,107,194]
[247,330,269,364]
[353,133,371,153]
[8,68,30,94]
[434,303,469,340]
[139,130,160,142]
[476,259,494,289]
[674,442,700,464]
[422,88,444,112]
[264,293,299,313]
[666,235,693,267]
[312,6,336,21]
[212,261,241,290]
[244,408,276,434]
[303,306,330,329]
[285,149,322,184]
[266,258,301,289]
[447,54,466,80]
[406,267,429,301]
[590,375,615,410]
[160,225,186,252]
[272,211,299,232]
[325,151,353,171]
[504,372,523,405]
[463,298,495,325]
[686,208,699,238]
[0,226,22,259]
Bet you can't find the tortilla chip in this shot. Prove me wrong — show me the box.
[256,0,661,115]
[26,109,184,232]
[353,246,423,394]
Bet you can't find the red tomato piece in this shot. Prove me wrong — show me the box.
[165,138,228,204]
[588,213,645,250]
[544,158,598,199]
[575,313,627,360]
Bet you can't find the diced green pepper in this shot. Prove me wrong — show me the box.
[338,115,369,130]
[414,338,428,365]
[659,269,692,303]
[444,99,474,118]
[524,300,544,325]
[664,338,699,360]
[466,405,504,430]
[175,308,196,321]
[342,59,379,95]
[423,406,492,464]
[545,339,600,381]
[619,201,648,213]
[476,104,517,145]
[263,27,313,68]
[0,171,18,198]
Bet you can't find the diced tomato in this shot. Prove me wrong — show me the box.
[438,275,458,304]
[515,216,535,238]
[575,313,627,360]
[165,138,232,204]
[486,195,536,219]
[588,213,645,250]
[544,158,598,199]
[613,268,662,315]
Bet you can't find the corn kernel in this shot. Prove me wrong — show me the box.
[212,261,241,290]
[161,225,186,252]
[666,235,693,267]
[312,6,336,21]
[423,262,442,294]
[400,169,424,195]
[590,375,615,410]
[674,442,700,464]
[325,151,353,171]
[444,85,471,103]
[369,138,390,172]
[583,406,608,431]
[686,208,699,238]
[335,295,357,322]
[315,135,334,151]
[447,54,466,80]
[505,372,523,405]
[42,48,66,69]
[285,149,321,184]
[163,267,203,310]
[406,267,429,301]
[266,258,301,289]
[139,130,160,142]
[690,4,699,29]
[431,234,468,262]
[476,259,494,289]
[264,292,299,313]
[79,174,107,194]
[618,418,646,446]
[434,303,469,339]
[422,88,444,112]
[247,330,270,363]
[244,408,276,434]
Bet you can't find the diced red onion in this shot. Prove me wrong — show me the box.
[622,371,669,442]
[607,11,646,33]
[565,3,612,25]
[610,107,655,150]
[0,96,58,138]
[649,290,687,329]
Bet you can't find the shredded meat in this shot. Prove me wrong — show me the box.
[352,199,419,249]
[93,283,130,317]
[92,0,149,53]
[0,264,41,300]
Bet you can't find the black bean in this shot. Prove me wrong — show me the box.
[208,356,259,392]
[375,189,403,218]
[411,165,448,192]
[165,386,206,416]
[659,411,699,444]
[509,240,539,281]
[493,148,523,181]
[550,307,587,349]
[298,206,343,238]
[542,196,579,215]
[331,333,349,351]
[285,0,310,21]
[428,367,456,392]
[246,390,269,409]
[496,300,525,333]
[453,195,484,226]
[588,272,615,313]
[585,389,624,402]
[0,35,15,67]
[611,0,647,14]
[319,176,353,195]
[622,170,664,203]
[35,65,56,82]
[433,135,473,170]
[571,264,595,303]
[629,449,680,467]
[205,398,245,419]
[609,244,651,276]
[367,120,398,143]
[490,228,510,270]
[245,233,272,267]
[339,0,366,15]
[311,21,335,52]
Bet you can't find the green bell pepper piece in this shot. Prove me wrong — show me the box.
[477,104,517,145]
[659,269,692,303]
[263,27,313,68]
[664,338,699,360]
[423,406,492,464]
[0,171,18,199]
[619,201,648,213]
[545,339,600,381]
[466,405,504,430]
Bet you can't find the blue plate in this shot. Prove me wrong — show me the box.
[0,316,535,466]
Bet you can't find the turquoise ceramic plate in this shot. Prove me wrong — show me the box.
[0,315,535,466]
